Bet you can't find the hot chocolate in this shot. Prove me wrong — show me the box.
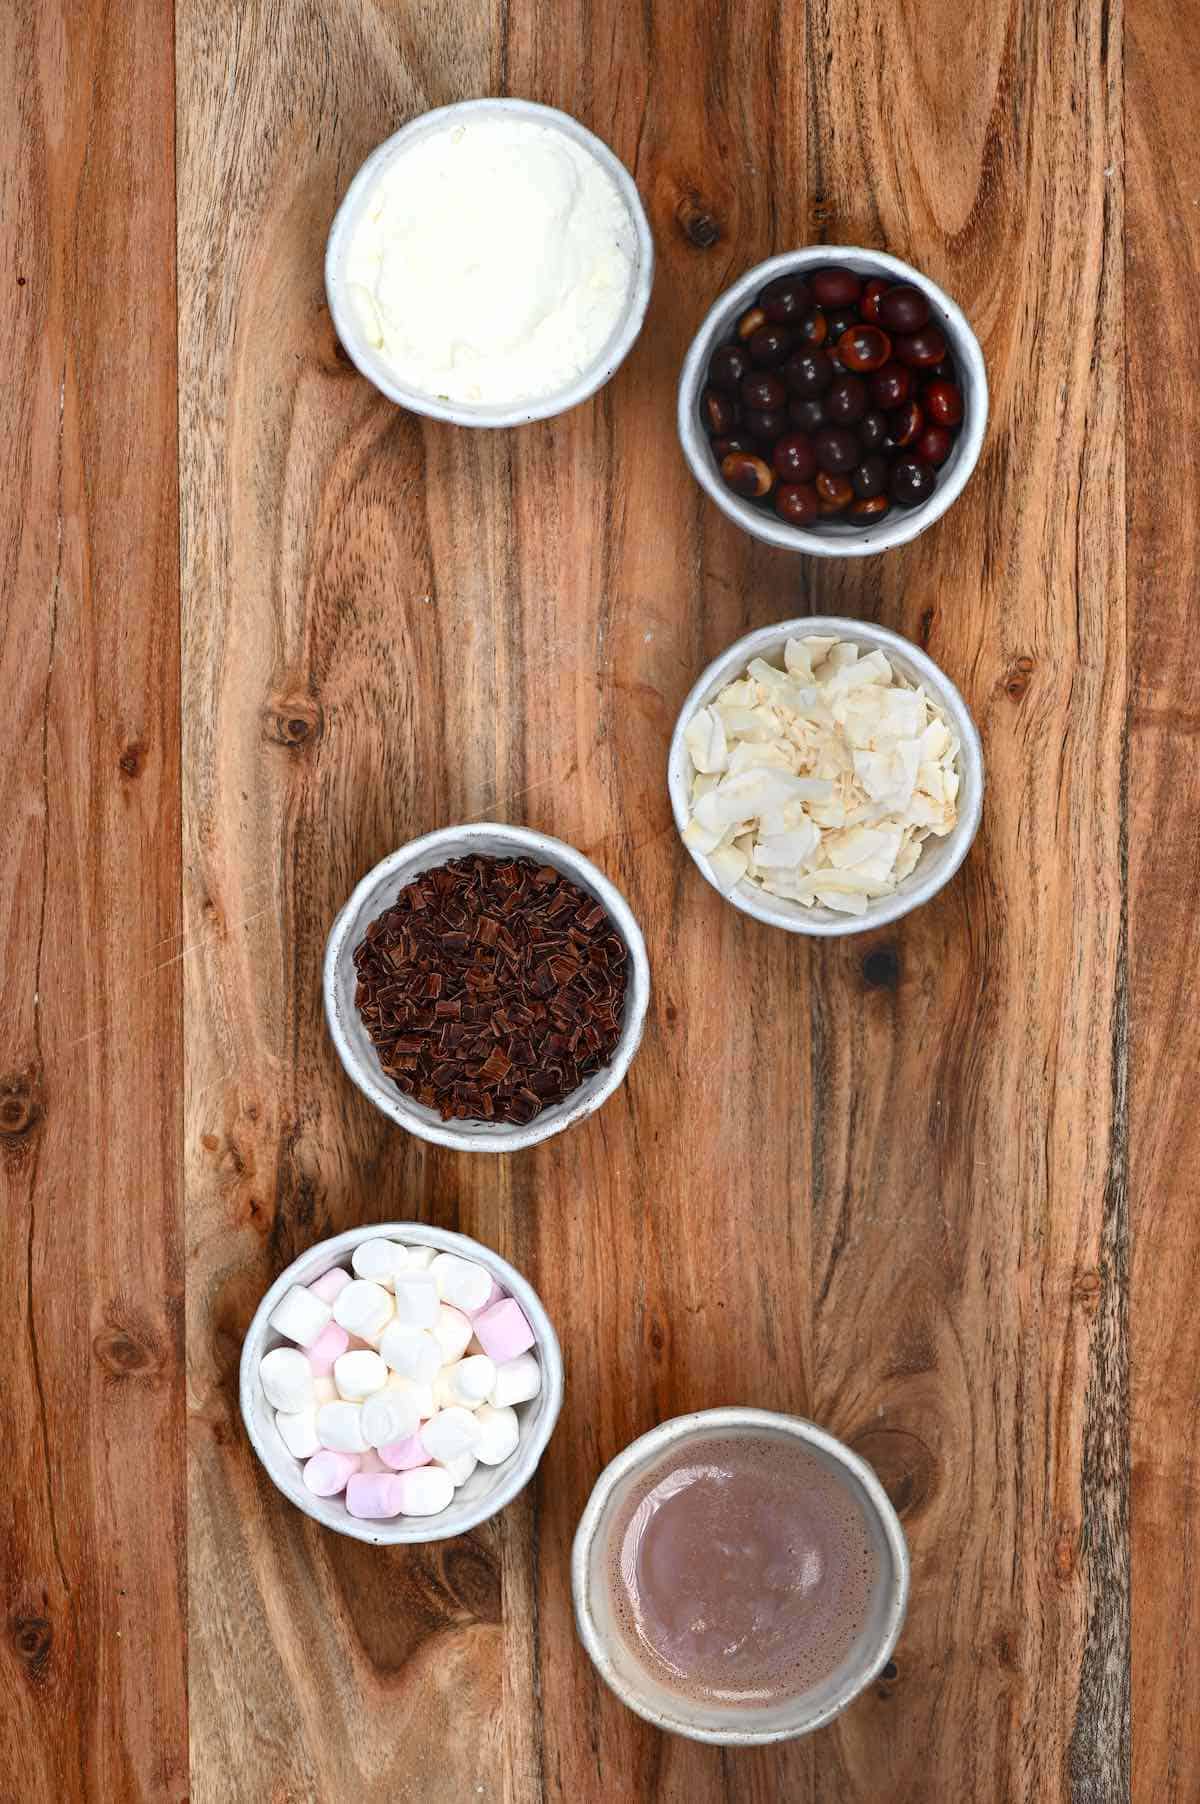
[604,1432,879,1707]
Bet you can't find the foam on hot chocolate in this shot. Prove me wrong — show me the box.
[604,1433,879,1706]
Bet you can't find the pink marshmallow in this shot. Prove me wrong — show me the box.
[309,1267,351,1304]
[303,1450,360,1497]
[467,1278,504,1317]
[378,1431,433,1471]
[306,1320,350,1377]
[471,1298,536,1362]
[346,1472,404,1519]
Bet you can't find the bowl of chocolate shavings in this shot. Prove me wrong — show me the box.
[323,823,651,1152]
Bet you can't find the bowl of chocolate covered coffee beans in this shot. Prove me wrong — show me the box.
[678,249,987,556]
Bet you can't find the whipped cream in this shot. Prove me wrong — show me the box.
[342,116,637,407]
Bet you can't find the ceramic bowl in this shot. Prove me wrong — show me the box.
[325,97,655,428]
[668,615,983,936]
[324,822,651,1151]
[572,1407,910,1743]
[678,247,987,555]
[241,1222,563,1544]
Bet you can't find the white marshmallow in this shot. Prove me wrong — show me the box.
[473,1404,520,1466]
[436,1451,478,1487]
[361,1387,421,1448]
[351,1238,409,1290]
[268,1285,332,1349]
[378,1322,443,1385]
[396,1466,455,1516]
[275,1407,322,1459]
[334,1349,389,1401]
[490,1352,541,1408]
[332,1279,395,1342]
[431,1304,473,1364]
[391,1271,440,1328]
[435,1355,496,1411]
[387,1373,436,1420]
[316,1400,368,1452]
[431,1253,494,1314]
[402,1244,437,1271]
[259,1347,314,1413]
[421,1407,482,1462]
[312,1375,338,1406]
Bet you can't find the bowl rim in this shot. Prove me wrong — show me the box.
[323,822,651,1150]
[571,1406,911,1744]
[677,246,988,557]
[240,1220,565,1544]
[667,615,984,936]
[325,96,656,428]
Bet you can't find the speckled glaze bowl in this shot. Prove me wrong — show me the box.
[324,822,651,1152]
[572,1408,909,1744]
[326,97,655,428]
[678,247,987,556]
[668,616,984,936]
[241,1222,563,1544]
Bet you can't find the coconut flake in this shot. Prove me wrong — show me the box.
[683,636,961,911]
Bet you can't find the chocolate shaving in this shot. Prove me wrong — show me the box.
[352,854,628,1124]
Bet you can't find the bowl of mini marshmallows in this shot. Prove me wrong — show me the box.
[241,1223,563,1543]
[668,616,983,935]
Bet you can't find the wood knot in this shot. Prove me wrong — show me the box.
[919,607,936,648]
[118,741,146,779]
[264,695,324,749]
[93,1318,165,1381]
[1004,656,1035,702]
[849,1428,936,1520]
[862,946,900,989]
[876,1656,899,1697]
[440,1541,501,1625]
[664,1000,678,1025]
[675,192,721,249]
[10,1615,51,1676]
[648,1318,667,1355]
[0,1080,38,1138]
[1071,1269,1102,1315]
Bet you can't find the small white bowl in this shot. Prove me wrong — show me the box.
[325,97,655,429]
[241,1222,564,1544]
[678,247,987,556]
[668,616,983,937]
[324,822,651,1151]
[572,1408,910,1744]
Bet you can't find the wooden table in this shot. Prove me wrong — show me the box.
[3,0,1196,1797]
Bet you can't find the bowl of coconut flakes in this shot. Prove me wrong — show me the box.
[667,617,984,936]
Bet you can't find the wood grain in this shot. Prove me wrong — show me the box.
[16,0,1197,1793]
[0,2,186,1800]
[1127,0,1200,1794]
[802,2,1129,1797]
[177,2,1131,1802]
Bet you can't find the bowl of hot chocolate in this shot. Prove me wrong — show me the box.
[571,1408,909,1744]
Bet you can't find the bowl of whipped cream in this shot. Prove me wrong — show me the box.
[326,98,655,428]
